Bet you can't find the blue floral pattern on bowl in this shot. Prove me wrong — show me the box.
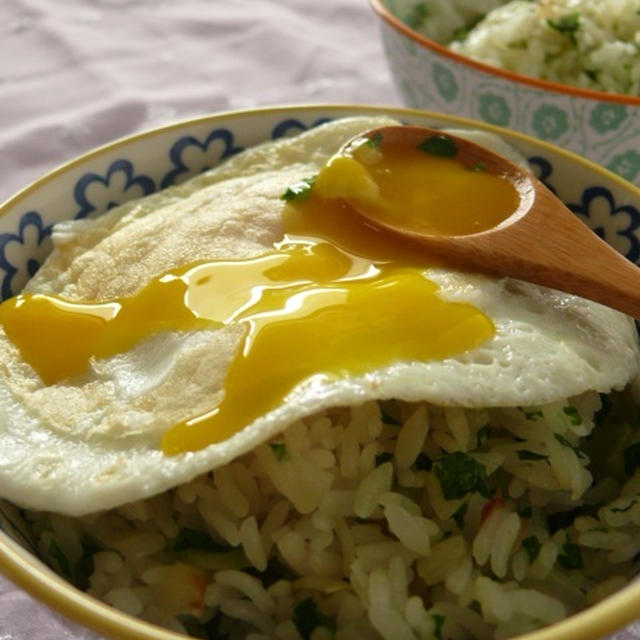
[160,128,244,188]
[74,159,155,220]
[0,211,53,299]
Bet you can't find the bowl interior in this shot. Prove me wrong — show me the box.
[0,104,639,640]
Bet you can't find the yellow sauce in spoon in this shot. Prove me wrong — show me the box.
[0,130,513,455]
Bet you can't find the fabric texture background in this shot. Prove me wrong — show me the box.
[0,1,638,639]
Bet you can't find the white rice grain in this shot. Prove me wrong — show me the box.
[354,462,393,518]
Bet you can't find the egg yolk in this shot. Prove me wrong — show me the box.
[0,131,513,455]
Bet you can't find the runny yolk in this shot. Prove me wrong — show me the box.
[314,134,520,236]
[0,131,512,455]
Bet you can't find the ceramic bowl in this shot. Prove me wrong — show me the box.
[0,105,639,640]
[370,0,640,185]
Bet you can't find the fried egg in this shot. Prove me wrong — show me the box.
[0,117,637,516]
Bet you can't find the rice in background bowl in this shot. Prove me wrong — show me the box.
[0,105,639,640]
[370,0,640,184]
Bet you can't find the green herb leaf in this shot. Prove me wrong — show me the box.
[434,452,491,500]
[281,176,316,202]
[521,407,543,420]
[519,505,533,519]
[522,535,541,563]
[75,539,102,590]
[367,131,383,149]
[547,13,581,43]
[172,528,230,553]
[405,2,430,30]
[270,442,288,461]
[610,499,636,514]
[594,393,612,426]
[554,433,574,448]
[414,452,432,472]
[452,502,467,529]
[517,450,549,461]
[293,597,335,640]
[547,507,585,534]
[48,540,73,580]
[563,405,582,426]
[476,425,491,447]
[432,613,446,640]
[470,162,486,172]
[417,135,458,158]
[585,69,600,82]
[375,451,394,467]
[381,410,401,427]
[451,14,485,42]
[558,542,584,570]
[624,442,640,476]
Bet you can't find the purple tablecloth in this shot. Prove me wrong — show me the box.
[0,1,638,639]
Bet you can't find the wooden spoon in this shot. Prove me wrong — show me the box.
[338,125,640,319]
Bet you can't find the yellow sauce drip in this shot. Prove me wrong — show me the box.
[0,131,513,455]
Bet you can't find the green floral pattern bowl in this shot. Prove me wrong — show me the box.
[370,0,640,185]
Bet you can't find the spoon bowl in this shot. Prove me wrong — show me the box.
[337,126,640,319]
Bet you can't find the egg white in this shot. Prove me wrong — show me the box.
[0,117,637,516]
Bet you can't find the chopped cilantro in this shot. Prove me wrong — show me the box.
[245,555,289,588]
[563,405,581,425]
[179,612,229,640]
[75,539,102,590]
[432,613,446,640]
[48,540,73,580]
[610,500,635,514]
[451,14,485,42]
[293,597,335,640]
[434,452,491,500]
[476,425,491,447]
[553,432,588,461]
[269,442,288,461]
[414,452,432,472]
[366,131,383,149]
[417,134,458,158]
[405,2,430,30]
[519,505,533,519]
[522,535,541,563]
[585,69,600,82]
[595,393,612,426]
[624,442,640,476]
[558,542,584,571]
[517,450,548,461]
[547,13,581,44]
[470,162,486,172]
[381,410,401,427]
[452,502,467,529]
[554,433,573,448]
[172,528,231,553]
[547,507,585,534]
[375,451,394,467]
[281,176,316,201]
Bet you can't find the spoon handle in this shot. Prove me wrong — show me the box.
[418,183,640,319]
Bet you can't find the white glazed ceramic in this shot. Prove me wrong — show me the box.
[0,105,639,640]
[370,0,640,185]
